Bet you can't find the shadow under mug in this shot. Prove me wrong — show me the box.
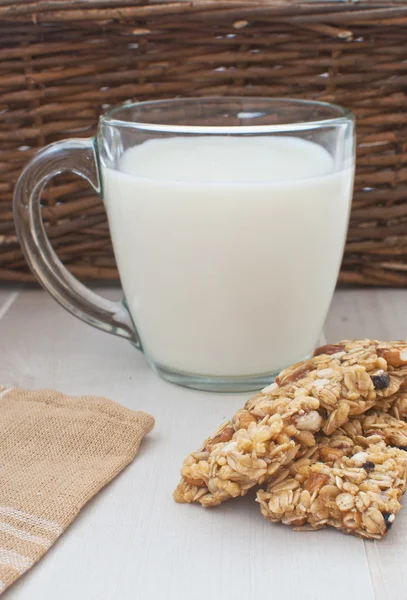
[13,97,355,392]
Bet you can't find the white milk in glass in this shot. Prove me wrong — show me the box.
[102,136,353,376]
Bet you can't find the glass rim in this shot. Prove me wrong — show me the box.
[100,96,354,134]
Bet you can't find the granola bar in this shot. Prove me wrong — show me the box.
[174,340,407,507]
[257,437,407,540]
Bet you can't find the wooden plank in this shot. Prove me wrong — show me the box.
[0,284,21,321]
[324,289,407,342]
[0,288,375,600]
[324,288,407,600]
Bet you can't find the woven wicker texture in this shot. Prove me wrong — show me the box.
[1,0,407,285]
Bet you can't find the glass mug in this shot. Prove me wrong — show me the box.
[14,98,355,392]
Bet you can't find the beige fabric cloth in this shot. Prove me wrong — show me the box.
[0,386,154,594]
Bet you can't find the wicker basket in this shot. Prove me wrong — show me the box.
[2,0,407,285]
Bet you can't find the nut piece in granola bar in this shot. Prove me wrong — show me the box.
[174,340,407,507]
[257,441,407,539]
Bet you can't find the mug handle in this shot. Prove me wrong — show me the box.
[13,138,140,346]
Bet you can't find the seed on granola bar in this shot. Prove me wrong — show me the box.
[304,472,329,494]
[313,344,345,356]
[319,447,343,462]
[275,362,311,386]
[205,423,234,450]
[362,461,375,472]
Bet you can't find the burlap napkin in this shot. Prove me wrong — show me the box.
[0,386,154,594]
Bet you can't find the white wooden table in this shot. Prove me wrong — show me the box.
[0,285,406,600]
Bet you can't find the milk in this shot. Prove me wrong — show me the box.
[102,136,353,377]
